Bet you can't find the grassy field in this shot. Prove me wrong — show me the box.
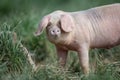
[0,0,120,80]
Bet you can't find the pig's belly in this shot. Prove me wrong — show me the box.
[90,37,120,49]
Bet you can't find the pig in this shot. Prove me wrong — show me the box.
[35,3,120,74]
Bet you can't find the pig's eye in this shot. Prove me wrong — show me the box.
[57,21,61,27]
[47,22,51,26]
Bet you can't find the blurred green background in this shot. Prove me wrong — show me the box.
[0,0,120,80]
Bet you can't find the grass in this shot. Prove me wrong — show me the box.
[0,0,120,80]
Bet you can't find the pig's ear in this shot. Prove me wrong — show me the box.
[34,16,50,36]
[60,14,74,32]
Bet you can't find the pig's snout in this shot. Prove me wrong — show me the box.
[51,29,60,35]
[50,28,61,37]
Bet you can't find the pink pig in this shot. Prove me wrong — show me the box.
[35,4,120,74]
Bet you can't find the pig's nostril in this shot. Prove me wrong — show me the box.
[52,30,55,33]
[57,30,59,32]
[50,30,55,35]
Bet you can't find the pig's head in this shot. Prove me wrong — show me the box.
[35,10,75,44]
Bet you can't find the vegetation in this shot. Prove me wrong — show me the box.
[0,0,120,80]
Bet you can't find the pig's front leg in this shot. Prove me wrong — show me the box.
[56,46,68,67]
[78,44,89,75]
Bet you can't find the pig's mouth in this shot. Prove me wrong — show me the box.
[53,34,60,39]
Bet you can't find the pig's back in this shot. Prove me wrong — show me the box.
[85,4,120,48]
[71,4,120,48]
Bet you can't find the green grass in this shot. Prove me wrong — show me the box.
[0,0,120,80]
